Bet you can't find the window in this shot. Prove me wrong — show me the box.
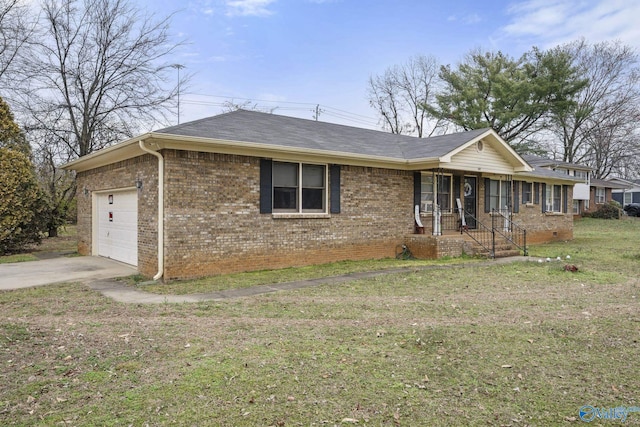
[420,174,452,213]
[522,182,533,204]
[272,162,326,213]
[573,200,580,214]
[545,184,563,213]
[624,192,632,204]
[595,187,605,204]
[487,179,510,212]
[438,175,452,213]
[420,174,434,212]
[575,170,588,180]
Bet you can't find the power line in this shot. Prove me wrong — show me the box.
[178,92,381,129]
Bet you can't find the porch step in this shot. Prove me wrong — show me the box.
[494,249,523,258]
[467,243,522,258]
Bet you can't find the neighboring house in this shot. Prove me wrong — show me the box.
[522,155,592,216]
[522,155,624,216]
[587,178,628,213]
[63,110,580,280]
[610,178,640,206]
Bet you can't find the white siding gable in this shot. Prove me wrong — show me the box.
[447,140,515,175]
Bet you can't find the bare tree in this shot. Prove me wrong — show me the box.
[546,40,640,178]
[582,106,640,179]
[368,55,444,137]
[13,0,186,235]
[17,0,184,157]
[221,99,279,114]
[0,0,36,83]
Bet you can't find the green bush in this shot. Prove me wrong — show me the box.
[586,201,622,219]
[0,148,49,254]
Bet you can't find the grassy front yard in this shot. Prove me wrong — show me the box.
[0,218,639,426]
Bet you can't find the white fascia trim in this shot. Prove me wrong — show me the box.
[150,133,412,169]
[439,129,533,172]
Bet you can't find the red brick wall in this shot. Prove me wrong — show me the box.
[162,150,414,279]
[583,186,613,214]
[418,175,574,243]
[76,155,159,277]
[75,151,575,280]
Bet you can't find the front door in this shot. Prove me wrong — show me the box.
[463,176,477,229]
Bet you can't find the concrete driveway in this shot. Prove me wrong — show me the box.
[0,256,137,290]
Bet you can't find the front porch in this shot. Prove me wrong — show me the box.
[409,207,527,259]
[405,230,523,259]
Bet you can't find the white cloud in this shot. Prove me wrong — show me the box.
[225,0,276,17]
[500,0,640,48]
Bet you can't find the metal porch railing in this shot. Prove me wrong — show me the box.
[425,205,528,258]
[491,208,528,256]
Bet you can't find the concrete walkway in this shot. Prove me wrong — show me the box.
[86,256,535,304]
[1,254,541,303]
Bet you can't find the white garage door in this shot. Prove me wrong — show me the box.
[96,190,138,266]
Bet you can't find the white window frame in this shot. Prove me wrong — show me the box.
[575,170,588,183]
[420,173,453,214]
[595,187,605,204]
[488,179,510,213]
[272,161,327,214]
[573,200,580,214]
[545,184,563,213]
[522,182,533,204]
[624,192,632,204]
[420,174,434,213]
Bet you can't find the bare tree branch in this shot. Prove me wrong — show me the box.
[368,55,444,137]
[546,40,640,178]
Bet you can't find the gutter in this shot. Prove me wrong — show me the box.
[138,140,164,281]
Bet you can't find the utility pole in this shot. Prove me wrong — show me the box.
[172,64,185,124]
[313,104,323,121]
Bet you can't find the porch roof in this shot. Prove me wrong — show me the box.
[516,167,584,183]
[522,155,592,171]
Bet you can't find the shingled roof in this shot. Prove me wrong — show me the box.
[155,110,491,161]
[522,154,592,171]
[64,110,534,173]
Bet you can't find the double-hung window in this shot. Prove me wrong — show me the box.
[420,174,434,213]
[420,174,452,213]
[273,162,326,213]
[522,182,533,204]
[487,179,510,213]
[575,170,588,183]
[595,187,605,204]
[437,175,452,213]
[545,184,562,213]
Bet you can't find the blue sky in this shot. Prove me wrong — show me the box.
[140,0,640,130]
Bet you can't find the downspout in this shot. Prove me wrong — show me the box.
[139,140,164,281]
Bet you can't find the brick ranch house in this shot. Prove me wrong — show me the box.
[523,155,625,216]
[63,110,581,280]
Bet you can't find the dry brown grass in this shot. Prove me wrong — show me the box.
[0,218,639,426]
